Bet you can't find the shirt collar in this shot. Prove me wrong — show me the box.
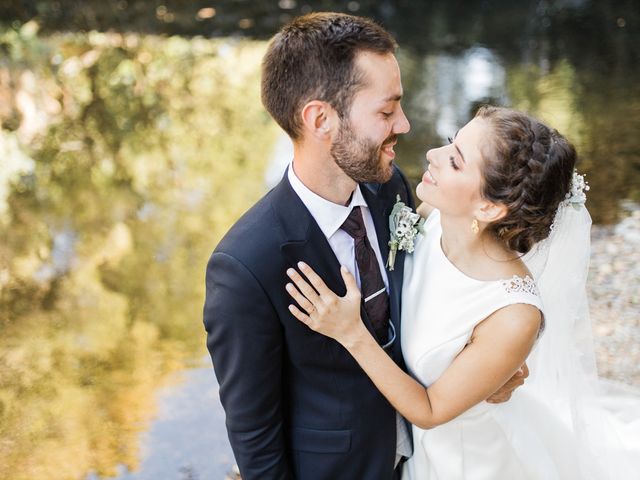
[288,162,368,239]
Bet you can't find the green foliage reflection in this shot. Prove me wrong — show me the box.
[506,59,640,224]
[0,25,277,480]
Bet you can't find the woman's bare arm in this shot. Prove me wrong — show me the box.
[346,303,540,428]
[286,263,541,429]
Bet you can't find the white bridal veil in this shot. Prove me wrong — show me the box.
[522,180,640,479]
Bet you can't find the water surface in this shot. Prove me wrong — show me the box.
[1,1,638,478]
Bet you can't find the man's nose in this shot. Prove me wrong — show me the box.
[393,105,410,134]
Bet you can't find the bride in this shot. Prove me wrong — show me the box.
[285,105,640,479]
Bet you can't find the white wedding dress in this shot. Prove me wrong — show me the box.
[400,209,640,480]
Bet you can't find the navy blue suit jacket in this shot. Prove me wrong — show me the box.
[204,166,414,479]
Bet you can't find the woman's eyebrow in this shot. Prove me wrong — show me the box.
[452,130,466,163]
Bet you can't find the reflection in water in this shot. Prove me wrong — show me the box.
[87,363,235,480]
[1,2,639,478]
[0,28,278,480]
[409,47,507,140]
[395,48,640,225]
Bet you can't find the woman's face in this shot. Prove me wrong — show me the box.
[416,116,491,218]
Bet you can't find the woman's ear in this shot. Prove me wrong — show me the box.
[300,101,335,140]
[475,200,508,224]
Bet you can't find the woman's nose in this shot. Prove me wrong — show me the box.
[425,148,437,167]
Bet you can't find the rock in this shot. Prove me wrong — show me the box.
[589,203,640,387]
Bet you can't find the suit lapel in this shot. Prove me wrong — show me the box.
[361,183,407,294]
[272,171,407,356]
[274,172,379,336]
[362,181,406,362]
[361,183,390,265]
[274,175,343,293]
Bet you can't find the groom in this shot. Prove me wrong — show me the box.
[204,12,524,480]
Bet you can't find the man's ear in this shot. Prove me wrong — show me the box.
[300,100,335,140]
[475,200,508,224]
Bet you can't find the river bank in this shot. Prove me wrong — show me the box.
[590,202,640,387]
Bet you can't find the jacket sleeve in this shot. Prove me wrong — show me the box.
[203,251,292,479]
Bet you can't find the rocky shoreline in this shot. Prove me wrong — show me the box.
[590,202,640,387]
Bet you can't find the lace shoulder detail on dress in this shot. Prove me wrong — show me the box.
[501,275,539,295]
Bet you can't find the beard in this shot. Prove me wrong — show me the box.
[330,120,395,184]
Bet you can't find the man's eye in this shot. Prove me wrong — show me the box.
[382,111,393,118]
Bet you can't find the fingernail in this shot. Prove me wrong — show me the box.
[298,261,307,270]
[285,283,292,290]
[287,268,295,276]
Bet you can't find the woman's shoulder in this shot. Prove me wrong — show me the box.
[471,299,543,348]
[472,256,543,343]
[442,242,531,287]
[485,300,542,332]
[485,256,541,305]
[471,250,543,331]
[477,247,533,283]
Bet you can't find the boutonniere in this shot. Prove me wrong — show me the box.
[386,195,425,271]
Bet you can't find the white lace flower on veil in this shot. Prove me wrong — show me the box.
[563,170,590,208]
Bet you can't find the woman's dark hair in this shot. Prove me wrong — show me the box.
[261,12,397,140]
[475,105,578,254]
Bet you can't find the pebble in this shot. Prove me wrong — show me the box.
[589,204,640,387]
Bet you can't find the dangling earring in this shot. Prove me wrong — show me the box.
[471,218,479,234]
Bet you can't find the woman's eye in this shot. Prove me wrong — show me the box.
[447,137,460,169]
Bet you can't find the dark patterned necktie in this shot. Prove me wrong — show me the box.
[341,206,390,344]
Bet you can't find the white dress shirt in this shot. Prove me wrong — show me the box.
[287,163,388,290]
[287,163,411,467]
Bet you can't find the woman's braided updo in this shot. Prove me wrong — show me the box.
[475,106,577,254]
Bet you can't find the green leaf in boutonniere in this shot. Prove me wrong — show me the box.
[386,195,425,271]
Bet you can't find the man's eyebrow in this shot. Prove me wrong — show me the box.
[383,94,403,102]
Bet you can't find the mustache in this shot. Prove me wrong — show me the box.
[382,135,397,146]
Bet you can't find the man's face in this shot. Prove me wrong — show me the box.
[331,51,410,183]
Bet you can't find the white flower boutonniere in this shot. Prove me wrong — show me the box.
[387,195,425,271]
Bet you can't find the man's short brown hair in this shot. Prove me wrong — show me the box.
[261,12,397,140]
